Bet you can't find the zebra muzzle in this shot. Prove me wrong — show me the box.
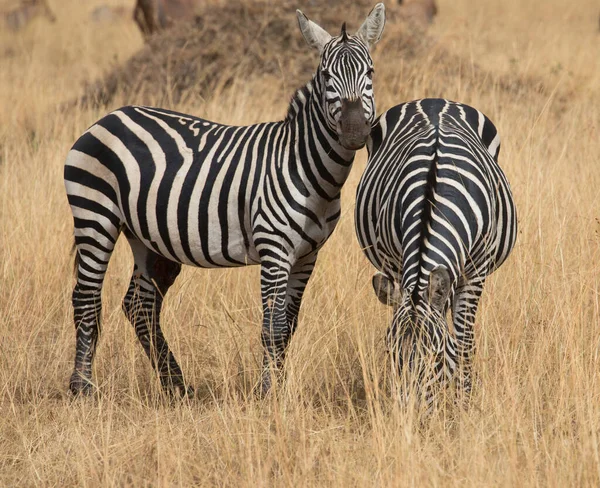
[337,98,370,150]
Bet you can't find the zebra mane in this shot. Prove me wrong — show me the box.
[340,22,348,42]
[285,82,313,122]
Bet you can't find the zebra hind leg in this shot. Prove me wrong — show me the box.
[122,233,192,398]
[70,240,118,396]
[452,278,485,398]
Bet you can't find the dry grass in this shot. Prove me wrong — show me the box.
[1,0,600,485]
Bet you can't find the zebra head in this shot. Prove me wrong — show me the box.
[296,4,386,150]
[372,266,458,406]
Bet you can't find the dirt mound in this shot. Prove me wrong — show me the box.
[79,0,557,110]
[80,0,429,107]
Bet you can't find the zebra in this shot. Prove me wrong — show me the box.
[64,4,386,397]
[355,98,517,406]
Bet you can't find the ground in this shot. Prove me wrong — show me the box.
[0,0,600,485]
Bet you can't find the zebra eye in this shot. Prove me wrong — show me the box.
[366,68,374,79]
[321,70,332,82]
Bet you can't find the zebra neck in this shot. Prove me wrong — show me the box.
[284,78,356,199]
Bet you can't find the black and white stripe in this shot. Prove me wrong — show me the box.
[355,98,517,406]
[65,5,386,396]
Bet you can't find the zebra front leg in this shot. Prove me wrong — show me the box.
[122,235,191,398]
[258,254,318,394]
[258,258,292,395]
[283,254,318,345]
[452,278,485,395]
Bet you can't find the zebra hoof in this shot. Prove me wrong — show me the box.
[258,377,272,398]
[166,385,195,401]
[69,372,95,397]
[256,368,282,398]
[161,377,194,400]
[173,385,195,400]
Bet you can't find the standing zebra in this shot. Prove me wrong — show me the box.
[65,5,386,397]
[355,99,517,406]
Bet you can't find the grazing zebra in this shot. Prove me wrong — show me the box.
[65,4,386,397]
[355,98,517,406]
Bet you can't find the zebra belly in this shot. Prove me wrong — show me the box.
[121,196,259,269]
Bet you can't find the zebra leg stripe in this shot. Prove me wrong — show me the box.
[259,258,293,395]
[70,239,117,395]
[452,279,485,394]
[70,283,102,395]
[122,235,190,397]
[258,254,318,395]
[284,254,318,339]
[121,275,189,397]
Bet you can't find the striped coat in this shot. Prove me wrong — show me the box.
[356,98,517,404]
[65,4,386,397]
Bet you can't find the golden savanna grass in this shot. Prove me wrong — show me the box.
[1,0,600,485]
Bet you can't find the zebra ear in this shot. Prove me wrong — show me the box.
[372,272,401,307]
[427,266,452,311]
[296,10,332,54]
[355,3,386,50]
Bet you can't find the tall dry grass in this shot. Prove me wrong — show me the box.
[1,0,600,485]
